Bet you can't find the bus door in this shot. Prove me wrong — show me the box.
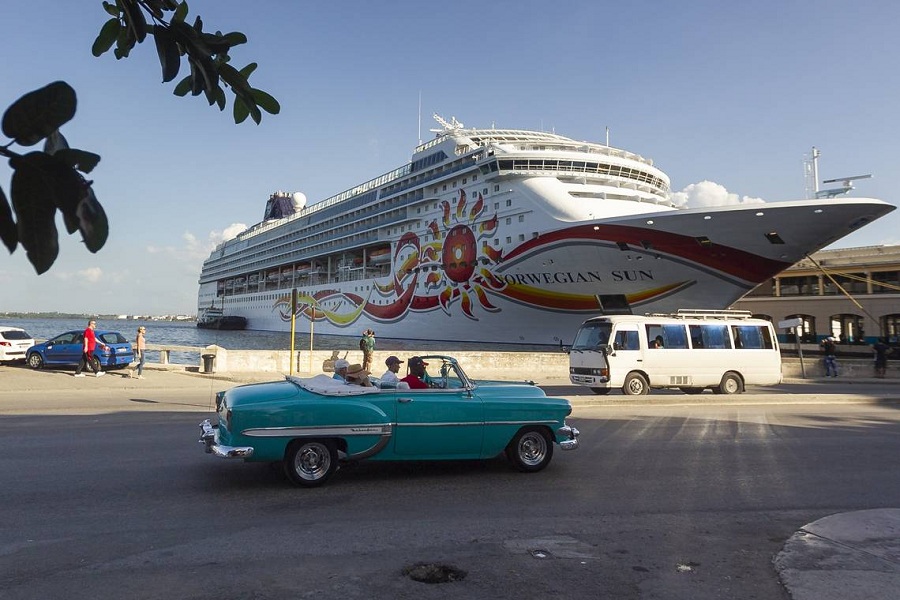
[609,325,641,385]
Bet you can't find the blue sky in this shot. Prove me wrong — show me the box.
[1,0,898,316]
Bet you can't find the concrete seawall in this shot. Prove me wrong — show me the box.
[193,346,897,382]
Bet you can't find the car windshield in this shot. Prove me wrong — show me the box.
[0,330,31,340]
[571,322,612,350]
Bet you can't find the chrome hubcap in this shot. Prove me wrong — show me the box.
[519,432,547,466]
[295,443,331,480]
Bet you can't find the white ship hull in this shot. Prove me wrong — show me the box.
[198,119,894,345]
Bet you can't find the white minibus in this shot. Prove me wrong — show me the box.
[567,309,782,395]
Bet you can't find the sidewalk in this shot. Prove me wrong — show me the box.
[775,509,900,600]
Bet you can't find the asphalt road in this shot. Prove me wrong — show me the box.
[2,367,900,599]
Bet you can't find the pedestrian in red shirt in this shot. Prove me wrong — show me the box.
[75,319,107,378]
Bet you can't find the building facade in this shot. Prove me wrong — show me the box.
[731,245,900,347]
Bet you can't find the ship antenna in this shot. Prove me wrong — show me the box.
[417,91,422,145]
[804,147,821,198]
[807,147,873,199]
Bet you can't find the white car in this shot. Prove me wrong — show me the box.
[0,326,35,364]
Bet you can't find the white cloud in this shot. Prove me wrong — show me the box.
[670,181,766,208]
[210,223,247,246]
[143,224,247,268]
[79,267,103,283]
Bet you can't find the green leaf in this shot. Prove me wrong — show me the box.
[102,1,119,17]
[143,0,171,18]
[153,25,181,82]
[44,130,70,155]
[186,54,219,104]
[120,0,147,43]
[0,186,17,254]
[76,186,109,253]
[54,149,102,174]
[187,57,203,96]
[219,63,253,97]
[233,96,249,124]
[114,19,136,59]
[9,157,60,274]
[252,89,280,115]
[220,32,247,47]
[92,17,121,57]
[173,75,192,96]
[249,104,262,124]
[238,62,258,78]
[10,152,84,234]
[173,0,189,23]
[201,31,246,54]
[1,82,77,147]
[214,86,226,111]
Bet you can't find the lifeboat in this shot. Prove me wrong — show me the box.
[367,247,391,264]
[295,262,312,276]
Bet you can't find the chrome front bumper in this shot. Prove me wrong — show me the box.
[557,424,580,451]
[198,419,254,459]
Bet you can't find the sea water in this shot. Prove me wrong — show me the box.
[2,317,550,365]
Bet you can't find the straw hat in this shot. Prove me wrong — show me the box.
[346,363,370,378]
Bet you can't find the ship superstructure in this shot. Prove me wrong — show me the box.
[198,115,894,345]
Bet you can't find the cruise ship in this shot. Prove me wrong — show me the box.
[197,115,895,345]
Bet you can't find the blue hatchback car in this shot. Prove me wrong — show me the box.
[26,330,135,371]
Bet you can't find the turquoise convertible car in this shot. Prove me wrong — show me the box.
[199,355,579,487]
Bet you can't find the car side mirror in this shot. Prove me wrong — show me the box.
[601,344,614,356]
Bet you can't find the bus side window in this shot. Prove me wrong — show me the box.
[645,325,664,348]
[662,324,688,349]
[689,325,704,348]
[731,325,769,349]
[691,324,732,349]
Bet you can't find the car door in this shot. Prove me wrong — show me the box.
[45,332,80,364]
[392,362,484,457]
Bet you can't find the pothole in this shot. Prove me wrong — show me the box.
[403,563,467,584]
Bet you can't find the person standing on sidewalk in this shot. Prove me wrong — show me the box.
[820,336,838,377]
[74,320,107,378]
[872,337,890,378]
[359,329,375,371]
[132,326,147,379]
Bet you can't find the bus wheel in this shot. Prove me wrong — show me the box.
[590,387,612,395]
[623,372,649,396]
[716,372,743,395]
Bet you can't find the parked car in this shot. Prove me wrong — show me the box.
[0,326,35,363]
[26,330,134,371]
[199,355,580,487]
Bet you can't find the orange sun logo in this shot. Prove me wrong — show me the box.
[421,189,505,319]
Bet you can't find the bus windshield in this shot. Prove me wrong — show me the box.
[571,322,612,351]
